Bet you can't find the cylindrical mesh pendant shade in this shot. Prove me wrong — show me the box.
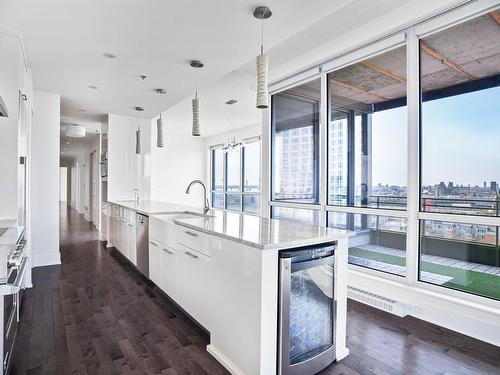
[157,115,165,147]
[256,53,269,109]
[192,97,200,136]
[136,127,142,154]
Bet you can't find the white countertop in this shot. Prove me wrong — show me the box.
[173,210,353,250]
[0,219,24,248]
[108,200,203,216]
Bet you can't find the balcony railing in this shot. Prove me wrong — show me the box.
[421,196,500,216]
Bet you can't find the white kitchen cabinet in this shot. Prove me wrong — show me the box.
[114,212,122,251]
[161,246,178,302]
[120,218,129,258]
[149,239,162,287]
[177,245,213,329]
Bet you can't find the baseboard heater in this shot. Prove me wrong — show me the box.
[347,286,408,317]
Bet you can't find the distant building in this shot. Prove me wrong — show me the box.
[490,181,497,193]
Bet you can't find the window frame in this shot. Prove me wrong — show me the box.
[210,137,261,214]
[266,0,500,307]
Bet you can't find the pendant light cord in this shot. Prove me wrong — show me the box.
[195,67,199,99]
[260,19,264,55]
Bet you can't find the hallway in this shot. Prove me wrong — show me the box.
[9,205,500,374]
[11,205,228,374]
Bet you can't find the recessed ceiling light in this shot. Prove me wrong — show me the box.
[139,75,147,80]
[66,142,70,145]
[61,151,64,154]
[88,85,99,90]
[135,106,144,112]
[103,52,116,59]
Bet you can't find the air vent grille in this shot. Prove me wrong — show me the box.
[348,286,408,317]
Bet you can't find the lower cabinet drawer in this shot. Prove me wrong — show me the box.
[176,226,209,256]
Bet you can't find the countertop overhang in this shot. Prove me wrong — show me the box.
[0,219,25,250]
[172,210,353,250]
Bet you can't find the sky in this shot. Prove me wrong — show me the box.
[371,86,500,187]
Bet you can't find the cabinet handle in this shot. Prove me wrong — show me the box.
[149,241,159,247]
[184,251,198,259]
[163,248,173,255]
[184,231,198,237]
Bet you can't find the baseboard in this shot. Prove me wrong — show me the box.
[34,252,61,267]
[349,268,500,347]
[206,345,244,375]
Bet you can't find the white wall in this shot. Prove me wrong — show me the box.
[31,91,60,266]
[108,114,151,201]
[150,132,207,207]
[59,167,67,201]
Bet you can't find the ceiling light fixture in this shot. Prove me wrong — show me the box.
[155,88,166,148]
[65,124,86,137]
[88,85,99,90]
[190,60,204,137]
[222,99,242,152]
[135,106,144,112]
[103,52,116,59]
[254,6,272,109]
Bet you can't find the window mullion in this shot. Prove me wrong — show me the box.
[405,27,420,286]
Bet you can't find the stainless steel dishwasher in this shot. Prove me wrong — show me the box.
[136,213,149,277]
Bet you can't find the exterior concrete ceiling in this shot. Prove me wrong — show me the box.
[330,11,500,106]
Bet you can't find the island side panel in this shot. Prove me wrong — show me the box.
[206,238,278,375]
[259,249,279,375]
[335,237,349,360]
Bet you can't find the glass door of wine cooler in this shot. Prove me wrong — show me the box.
[279,243,336,375]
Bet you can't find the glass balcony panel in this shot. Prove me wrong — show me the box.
[272,207,320,226]
[419,219,500,301]
[328,212,407,276]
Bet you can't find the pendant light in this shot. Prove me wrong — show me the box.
[135,126,142,154]
[190,60,204,136]
[155,88,166,148]
[254,6,272,109]
[222,99,242,152]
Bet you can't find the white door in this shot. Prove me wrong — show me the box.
[59,167,68,202]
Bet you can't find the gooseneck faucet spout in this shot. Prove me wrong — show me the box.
[185,180,210,214]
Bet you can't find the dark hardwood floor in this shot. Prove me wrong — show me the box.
[10,204,500,374]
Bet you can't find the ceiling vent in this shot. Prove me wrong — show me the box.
[65,124,86,137]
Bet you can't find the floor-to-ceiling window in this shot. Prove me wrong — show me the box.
[327,45,408,276]
[418,11,500,300]
[210,137,261,213]
[270,79,321,224]
[269,6,500,302]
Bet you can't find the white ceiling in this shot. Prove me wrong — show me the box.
[0,0,462,138]
[0,0,354,125]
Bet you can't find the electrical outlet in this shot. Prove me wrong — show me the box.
[211,238,222,251]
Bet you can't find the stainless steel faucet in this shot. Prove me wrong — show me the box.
[185,180,210,214]
[133,189,140,205]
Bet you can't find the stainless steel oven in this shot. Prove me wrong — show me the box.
[1,240,28,375]
[279,243,336,375]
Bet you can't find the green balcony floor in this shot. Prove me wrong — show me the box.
[349,247,500,301]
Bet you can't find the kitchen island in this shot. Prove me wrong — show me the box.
[148,209,352,375]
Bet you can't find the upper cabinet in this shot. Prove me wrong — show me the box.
[0,29,33,219]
